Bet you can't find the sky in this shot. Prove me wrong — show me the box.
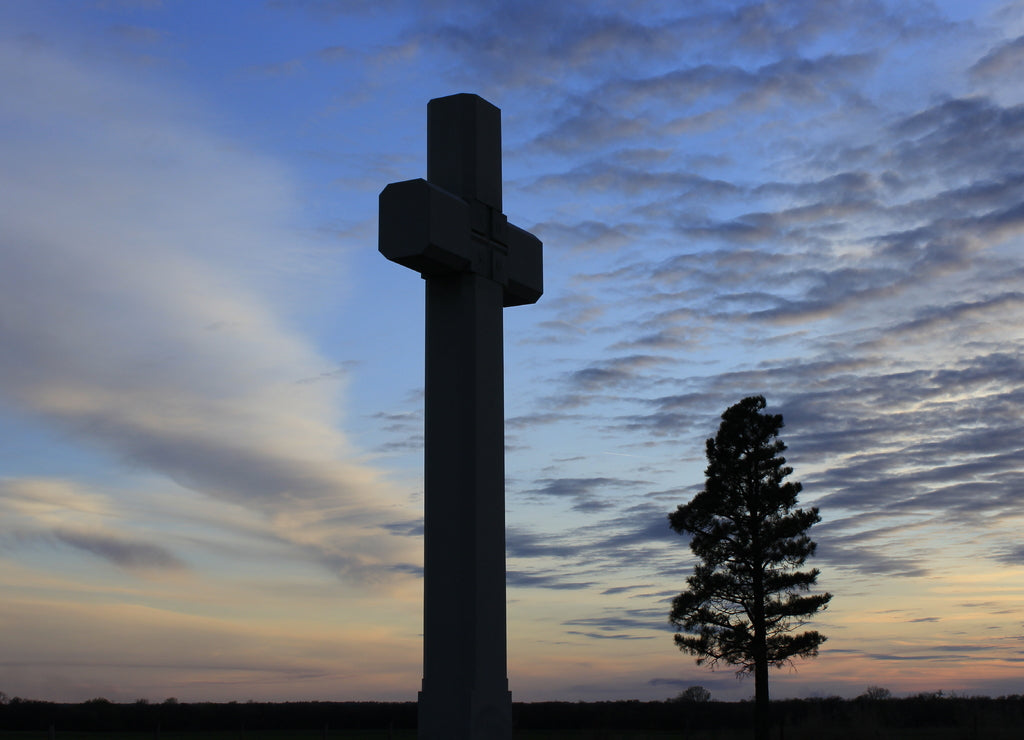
[1,0,1023,705]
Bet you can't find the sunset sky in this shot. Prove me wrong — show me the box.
[2,0,1023,704]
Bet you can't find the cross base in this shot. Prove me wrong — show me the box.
[418,685,513,740]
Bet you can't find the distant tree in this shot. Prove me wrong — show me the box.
[859,686,892,700]
[674,685,712,703]
[0,690,8,705]
[668,395,832,740]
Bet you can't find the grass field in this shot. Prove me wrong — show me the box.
[4,695,1022,739]
[3,729,1024,740]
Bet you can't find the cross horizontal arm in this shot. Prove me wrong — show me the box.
[379,178,542,306]
[379,178,472,275]
[501,223,542,307]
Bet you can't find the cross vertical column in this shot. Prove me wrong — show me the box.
[421,270,509,738]
[378,93,543,740]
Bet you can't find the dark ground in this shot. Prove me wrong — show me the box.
[2,695,1022,738]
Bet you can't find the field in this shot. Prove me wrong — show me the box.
[4,732,1024,740]
[3,696,1023,739]
[4,728,1024,740]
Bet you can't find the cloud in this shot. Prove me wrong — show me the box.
[532,163,736,199]
[380,518,424,538]
[969,34,1024,81]
[527,88,1024,581]
[587,52,878,119]
[506,411,588,431]
[564,608,671,635]
[864,654,947,662]
[538,94,1024,369]
[507,570,595,591]
[53,528,185,571]
[888,97,1024,180]
[522,281,1023,579]
[566,631,655,640]
[506,527,586,560]
[0,38,417,586]
[503,498,694,600]
[0,477,185,574]
[994,544,1024,566]
[524,477,650,513]
[597,504,682,551]
[601,584,654,596]
[382,1,929,101]
[567,355,674,393]
[532,219,646,254]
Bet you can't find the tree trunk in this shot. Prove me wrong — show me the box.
[754,652,770,740]
[752,566,770,740]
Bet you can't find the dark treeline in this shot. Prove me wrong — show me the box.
[1,695,1023,734]
[0,699,415,732]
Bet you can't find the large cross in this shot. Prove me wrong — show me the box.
[379,94,543,740]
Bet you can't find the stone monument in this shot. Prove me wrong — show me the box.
[378,94,543,739]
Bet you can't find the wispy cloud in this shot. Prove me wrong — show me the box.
[53,528,185,571]
[969,34,1024,82]
[524,477,651,513]
[0,478,184,574]
[0,37,418,586]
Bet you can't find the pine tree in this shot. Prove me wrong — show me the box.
[668,396,831,739]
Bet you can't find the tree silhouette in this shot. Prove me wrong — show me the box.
[673,685,712,703]
[668,395,831,740]
[859,686,893,701]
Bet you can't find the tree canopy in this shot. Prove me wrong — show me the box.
[668,395,831,737]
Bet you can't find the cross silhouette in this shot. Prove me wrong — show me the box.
[379,94,543,740]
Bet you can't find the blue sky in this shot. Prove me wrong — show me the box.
[2,0,1023,704]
